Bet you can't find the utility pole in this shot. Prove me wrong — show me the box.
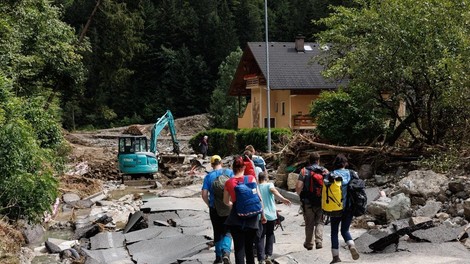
[264,0,272,153]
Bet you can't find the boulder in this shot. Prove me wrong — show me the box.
[399,170,448,199]
[415,200,442,218]
[386,193,411,222]
[287,172,298,191]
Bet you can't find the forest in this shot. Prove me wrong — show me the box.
[30,0,351,130]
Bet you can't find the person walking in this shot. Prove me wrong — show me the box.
[245,145,267,177]
[200,135,209,159]
[255,172,291,264]
[295,152,329,250]
[329,154,360,263]
[224,155,266,264]
[202,155,234,264]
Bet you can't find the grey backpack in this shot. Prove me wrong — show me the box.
[211,169,231,217]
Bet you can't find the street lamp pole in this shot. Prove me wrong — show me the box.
[264,0,272,153]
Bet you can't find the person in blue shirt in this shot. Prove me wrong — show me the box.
[202,155,235,264]
[329,154,360,264]
[255,172,291,264]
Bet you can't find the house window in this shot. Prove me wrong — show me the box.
[264,118,275,128]
[275,102,278,113]
[281,102,285,116]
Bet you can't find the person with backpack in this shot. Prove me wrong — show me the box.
[255,172,291,264]
[328,154,360,264]
[201,155,235,264]
[223,155,266,264]
[295,152,329,250]
[245,145,267,177]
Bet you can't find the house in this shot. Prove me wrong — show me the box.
[229,36,346,130]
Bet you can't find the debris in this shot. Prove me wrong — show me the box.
[369,220,434,252]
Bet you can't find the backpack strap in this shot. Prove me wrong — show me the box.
[243,175,249,184]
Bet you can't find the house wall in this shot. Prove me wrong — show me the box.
[238,86,318,129]
[290,94,318,117]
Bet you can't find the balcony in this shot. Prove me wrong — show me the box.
[292,115,316,129]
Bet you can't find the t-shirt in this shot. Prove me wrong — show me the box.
[259,182,277,221]
[201,168,234,207]
[224,175,257,203]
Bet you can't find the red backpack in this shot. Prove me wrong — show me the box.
[299,166,324,206]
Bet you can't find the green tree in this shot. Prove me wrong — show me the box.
[0,77,59,222]
[210,47,244,129]
[159,46,211,117]
[316,0,470,145]
[0,0,85,112]
[310,89,387,145]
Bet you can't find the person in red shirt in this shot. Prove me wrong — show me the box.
[242,150,256,179]
[223,155,266,264]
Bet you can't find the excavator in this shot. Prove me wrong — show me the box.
[118,110,180,180]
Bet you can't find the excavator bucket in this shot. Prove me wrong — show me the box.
[159,154,186,164]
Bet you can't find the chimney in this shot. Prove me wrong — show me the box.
[295,35,305,52]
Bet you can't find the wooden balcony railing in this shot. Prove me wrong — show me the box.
[292,115,316,129]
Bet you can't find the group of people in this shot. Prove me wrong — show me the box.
[201,146,291,264]
[201,147,360,264]
[296,153,360,263]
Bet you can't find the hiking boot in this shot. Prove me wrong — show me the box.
[315,242,323,249]
[303,242,313,250]
[213,256,223,264]
[349,245,360,260]
[330,256,342,263]
[265,255,273,264]
[222,252,231,264]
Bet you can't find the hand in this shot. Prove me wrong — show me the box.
[261,214,267,224]
[283,198,291,206]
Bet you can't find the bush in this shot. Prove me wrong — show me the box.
[310,90,387,145]
[190,128,292,157]
[0,121,58,222]
[236,128,292,153]
[190,129,238,157]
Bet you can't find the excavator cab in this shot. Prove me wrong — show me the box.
[118,135,158,178]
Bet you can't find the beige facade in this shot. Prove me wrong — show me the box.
[238,84,318,129]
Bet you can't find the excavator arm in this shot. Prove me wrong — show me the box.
[149,110,180,155]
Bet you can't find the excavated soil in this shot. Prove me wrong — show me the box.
[62,114,210,190]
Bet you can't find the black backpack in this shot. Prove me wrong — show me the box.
[299,166,323,206]
[347,170,367,217]
[211,169,231,217]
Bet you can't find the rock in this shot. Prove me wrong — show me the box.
[287,172,298,191]
[399,170,448,199]
[374,174,390,186]
[436,212,450,221]
[463,198,470,220]
[358,164,374,179]
[449,181,465,193]
[415,200,442,218]
[411,195,426,206]
[63,193,81,204]
[45,240,62,254]
[21,223,45,245]
[386,193,411,222]
[368,197,391,220]
[409,216,432,226]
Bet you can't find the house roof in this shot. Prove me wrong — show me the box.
[229,41,346,96]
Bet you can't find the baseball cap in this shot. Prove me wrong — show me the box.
[210,155,222,164]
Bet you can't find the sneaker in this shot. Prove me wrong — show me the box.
[330,256,342,263]
[349,245,360,260]
[303,242,313,250]
[222,252,231,264]
[265,255,273,264]
[213,256,223,264]
[316,242,323,249]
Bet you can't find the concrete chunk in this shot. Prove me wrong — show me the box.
[90,232,125,250]
[141,197,206,213]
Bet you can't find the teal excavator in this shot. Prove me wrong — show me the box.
[117,110,180,178]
